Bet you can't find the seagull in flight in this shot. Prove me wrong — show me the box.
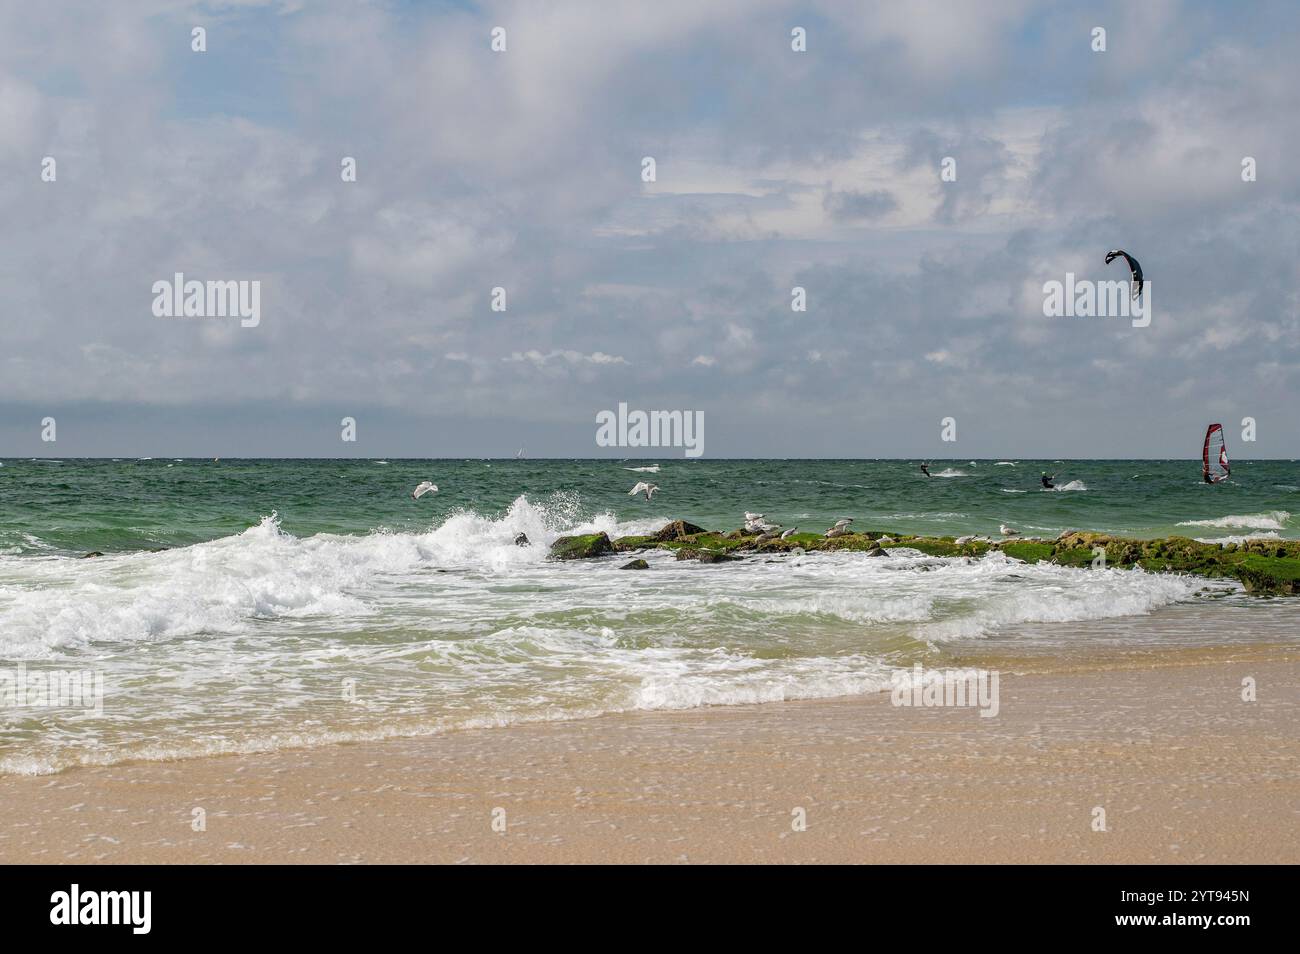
[412,481,438,499]
[629,481,659,500]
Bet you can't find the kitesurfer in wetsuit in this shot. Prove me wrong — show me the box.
[1041,472,1055,489]
[920,463,931,478]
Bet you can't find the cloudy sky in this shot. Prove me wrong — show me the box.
[1,0,1297,457]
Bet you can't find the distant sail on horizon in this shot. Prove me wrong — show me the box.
[1203,423,1230,483]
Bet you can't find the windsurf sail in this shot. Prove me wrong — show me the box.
[1203,423,1230,483]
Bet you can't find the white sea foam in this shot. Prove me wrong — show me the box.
[0,496,1248,775]
[932,468,968,478]
[624,464,661,473]
[1044,480,1087,491]
[1196,532,1281,545]
[1178,511,1291,531]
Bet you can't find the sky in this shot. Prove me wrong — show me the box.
[1,0,1297,458]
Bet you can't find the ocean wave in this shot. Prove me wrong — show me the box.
[0,530,1247,775]
[1044,480,1087,492]
[0,495,656,656]
[1196,532,1282,545]
[932,468,968,478]
[624,464,661,473]
[1177,511,1291,531]
[917,558,1223,641]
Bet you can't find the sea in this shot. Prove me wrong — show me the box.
[1,457,1297,775]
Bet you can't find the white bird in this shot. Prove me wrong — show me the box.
[832,518,854,529]
[824,526,853,538]
[1000,524,1019,536]
[412,481,438,499]
[744,512,765,523]
[780,527,798,539]
[629,481,659,500]
[755,529,782,545]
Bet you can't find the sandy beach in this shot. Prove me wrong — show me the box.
[1,645,1295,864]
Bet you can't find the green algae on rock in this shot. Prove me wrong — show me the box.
[546,522,1300,595]
[548,532,614,561]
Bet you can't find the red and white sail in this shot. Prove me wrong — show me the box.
[1203,424,1230,483]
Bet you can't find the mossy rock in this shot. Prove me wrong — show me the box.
[888,538,963,557]
[651,520,708,542]
[1235,555,1300,594]
[675,547,740,563]
[699,551,742,563]
[559,518,1300,594]
[548,532,614,561]
[612,534,653,552]
[998,541,1055,563]
[619,559,650,570]
[1054,546,1098,567]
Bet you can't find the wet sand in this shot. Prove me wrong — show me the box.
[0,646,1295,864]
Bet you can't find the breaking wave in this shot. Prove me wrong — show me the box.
[1178,511,1291,531]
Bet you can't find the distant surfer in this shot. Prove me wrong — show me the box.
[1041,472,1055,489]
[920,463,931,478]
[1202,423,1231,484]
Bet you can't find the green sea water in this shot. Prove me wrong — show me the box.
[2,457,1297,554]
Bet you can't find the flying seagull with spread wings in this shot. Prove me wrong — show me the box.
[628,481,659,500]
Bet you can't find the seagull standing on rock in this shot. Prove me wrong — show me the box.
[628,482,659,501]
[780,527,798,540]
[1000,524,1019,536]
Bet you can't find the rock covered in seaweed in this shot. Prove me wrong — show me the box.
[548,532,614,561]
[651,519,708,542]
[546,518,1300,595]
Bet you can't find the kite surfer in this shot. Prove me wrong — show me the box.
[1041,472,1056,489]
[1104,249,1144,299]
[920,463,931,478]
